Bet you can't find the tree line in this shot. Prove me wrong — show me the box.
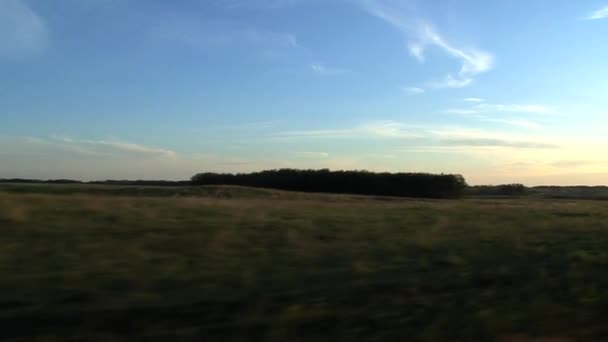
[0,179,189,186]
[466,184,527,197]
[191,169,467,199]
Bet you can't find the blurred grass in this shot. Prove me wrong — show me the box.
[1,187,608,340]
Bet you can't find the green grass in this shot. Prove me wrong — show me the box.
[1,186,608,341]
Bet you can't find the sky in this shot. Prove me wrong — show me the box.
[1,0,608,185]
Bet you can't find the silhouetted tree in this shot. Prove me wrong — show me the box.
[191,169,467,199]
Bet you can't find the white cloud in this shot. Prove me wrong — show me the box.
[363,121,417,138]
[586,5,608,20]
[361,1,493,89]
[407,42,425,62]
[276,121,421,139]
[412,22,493,77]
[84,140,177,158]
[474,103,553,114]
[0,0,49,58]
[464,97,484,103]
[432,74,473,88]
[311,63,347,75]
[445,101,553,116]
[403,86,425,94]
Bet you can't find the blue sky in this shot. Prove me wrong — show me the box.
[1,0,608,184]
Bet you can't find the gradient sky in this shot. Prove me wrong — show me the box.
[2,0,608,185]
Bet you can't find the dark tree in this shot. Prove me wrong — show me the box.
[191,169,467,199]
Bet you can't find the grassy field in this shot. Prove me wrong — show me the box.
[2,185,608,341]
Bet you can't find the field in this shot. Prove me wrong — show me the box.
[2,184,608,341]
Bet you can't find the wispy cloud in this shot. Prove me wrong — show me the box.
[550,160,607,168]
[429,126,532,139]
[276,120,555,149]
[444,109,480,115]
[403,86,425,94]
[48,136,177,158]
[464,97,484,103]
[275,128,358,139]
[445,102,554,116]
[439,138,557,149]
[585,5,608,20]
[445,108,541,129]
[412,22,493,76]
[311,63,347,75]
[0,135,227,180]
[445,100,550,129]
[0,0,49,58]
[474,103,553,114]
[479,118,541,129]
[432,75,473,88]
[82,140,177,158]
[296,151,329,158]
[276,121,420,139]
[10,136,103,156]
[154,19,298,54]
[247,30,298,48]
[407,42,426,62]
[217,0,303,9]
[362,0,493,89]
[425,126,557,149]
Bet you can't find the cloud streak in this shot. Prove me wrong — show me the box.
[586,5,608,20]
[154,18,298,54]
[217,0,303,9]
[474,103,553,114]
[82,140,177,158]
[403,86,425,94]
[439,138,556,149]
[550,160,607,168]
[311,63,347,75]
[48,136,178,158]
[432,75,473,88]
[296,151,329,158]
[276,120,555,149]
[480,118,541,129]
[276,121,421,139]
[0,0,49,58]
[445,100,552,128]
[444,109,480,115]
[445,101,554,117]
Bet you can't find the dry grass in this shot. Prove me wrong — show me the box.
[2,189,608,340]
[0,194,31,223]
[0,203,29,223]
[502,335,574,342]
